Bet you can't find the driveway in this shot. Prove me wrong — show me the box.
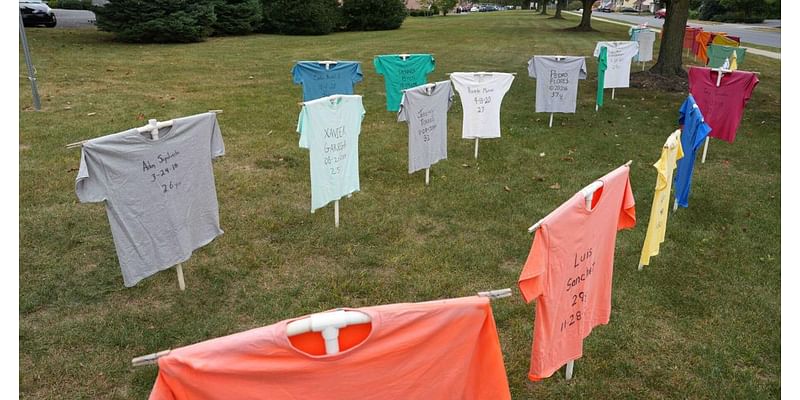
[580,11,780,48]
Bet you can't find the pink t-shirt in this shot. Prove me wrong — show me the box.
[688,67,759,143]
[518,165,636,381]
[149,296,511,400]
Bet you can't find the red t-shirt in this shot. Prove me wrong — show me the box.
[518,165,635,381]
[149,296,511,400]
[688,66,759,143]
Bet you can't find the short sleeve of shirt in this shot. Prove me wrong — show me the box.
[579,58,588,79]
[499,74,515,95]
[373,57,385,76]
[397,93,409,123]
[297,106,310,149]
[446,82,455,110]
[210,115,225,158]
[593,43,603,57]
[352,63,364,84]
[617,171,637,230]
[527,58,537,78]
[678,97,690,126]
[743,74,759,104]
[424,55,436,75]
[518,227,549,303]
[359,99,366,126]
[75,146,107,203]
[291,64,304,85]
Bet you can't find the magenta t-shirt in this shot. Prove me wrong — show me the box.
[688,67,759,143]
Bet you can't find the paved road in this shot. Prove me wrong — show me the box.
[53,9,96,29]
[583,11,780,48]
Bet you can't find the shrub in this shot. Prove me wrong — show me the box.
[341,0,407,31]
[261,0,341,35]
[212,0,263,35]
[95,0,216,43]
[567,0,582,10]
[48,0,92,9]
[697,0,727,21]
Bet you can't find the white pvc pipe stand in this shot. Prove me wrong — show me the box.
[176,263,185,291]
[334,200,340,228]
[701,137,710,163]
[611,88,615,100]
[425,168,430,185]
[474,138,479,159]
[549,113,554,128]
[566,360,575,380]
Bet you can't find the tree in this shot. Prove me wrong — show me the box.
[539,0,548,14]
[95,0,216,43]
[650,0,690,75]
[212,0,262,35]
[260,0,341,35]
[419,0,458,15]
[550,0,564,18]
[573,0,594,30]
[341,0,406,30]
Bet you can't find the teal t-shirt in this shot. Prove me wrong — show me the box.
[374,54,436,112]
[297,95,365,211]
[596,46,607,107]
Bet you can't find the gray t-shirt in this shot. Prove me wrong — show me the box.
[528,56,587,113]
[398,81,453,173]
[76,112,225,287]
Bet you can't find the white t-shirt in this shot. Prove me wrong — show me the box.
[593,41,639,88]
[636,31,656,62]
[449,72,515,139]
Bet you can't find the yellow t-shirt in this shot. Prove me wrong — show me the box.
[712,34,739,47]
[639,130,684,268]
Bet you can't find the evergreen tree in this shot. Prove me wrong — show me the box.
[212,0,263,36]
[95,0,216,43]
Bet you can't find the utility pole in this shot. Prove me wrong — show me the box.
[19,10,41,111]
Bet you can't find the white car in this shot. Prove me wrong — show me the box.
[470,6,480,12]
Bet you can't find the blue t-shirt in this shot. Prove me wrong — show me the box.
[292,61,363,102]
[674,95,712,208]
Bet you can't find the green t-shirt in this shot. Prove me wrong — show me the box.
[374,54,436,112]
[596,46,607,107]
[707,45,746,69]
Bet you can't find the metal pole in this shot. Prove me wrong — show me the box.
[19,11,41,111]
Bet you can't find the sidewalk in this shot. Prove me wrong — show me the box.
[564,11,781,60]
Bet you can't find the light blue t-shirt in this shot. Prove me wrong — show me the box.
[674,95,712,208]
[297,95,365,211]
[374,54,436,112]
[292,61,363,102]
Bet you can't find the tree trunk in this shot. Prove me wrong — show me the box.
[540,0,548,14]
[550,0,564,18]
[574,0,593,30]
[521,0,531,10]
[650,0,689,76]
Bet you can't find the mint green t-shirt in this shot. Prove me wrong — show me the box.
[374,54,436,112]
[297,95,365,212]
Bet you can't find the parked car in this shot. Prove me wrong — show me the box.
[620,7,638,12]
[470,5,480,12]
[597,6,613,12]
[654,8,667,18]
[19,0,56,28]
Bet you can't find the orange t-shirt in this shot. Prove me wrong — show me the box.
[518,165,635,381]
[149,296,511,400]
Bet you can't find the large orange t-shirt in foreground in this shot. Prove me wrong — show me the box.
[149,296,511,400]
[518,165,635,381]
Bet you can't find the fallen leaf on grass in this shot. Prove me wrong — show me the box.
[549,183,561,190]
[539,152,546,157]
[461,164,471,168]
[63,106,72,110]
[136,113,145,120]
[86,112,96,116]
[561,157,574,162]
[534,176,546,182]
[504,186,511,192]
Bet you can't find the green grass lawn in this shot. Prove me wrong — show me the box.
[19,11,780,399]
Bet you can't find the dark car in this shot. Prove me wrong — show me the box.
[654,8,667,18]
[19,0,57,28]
